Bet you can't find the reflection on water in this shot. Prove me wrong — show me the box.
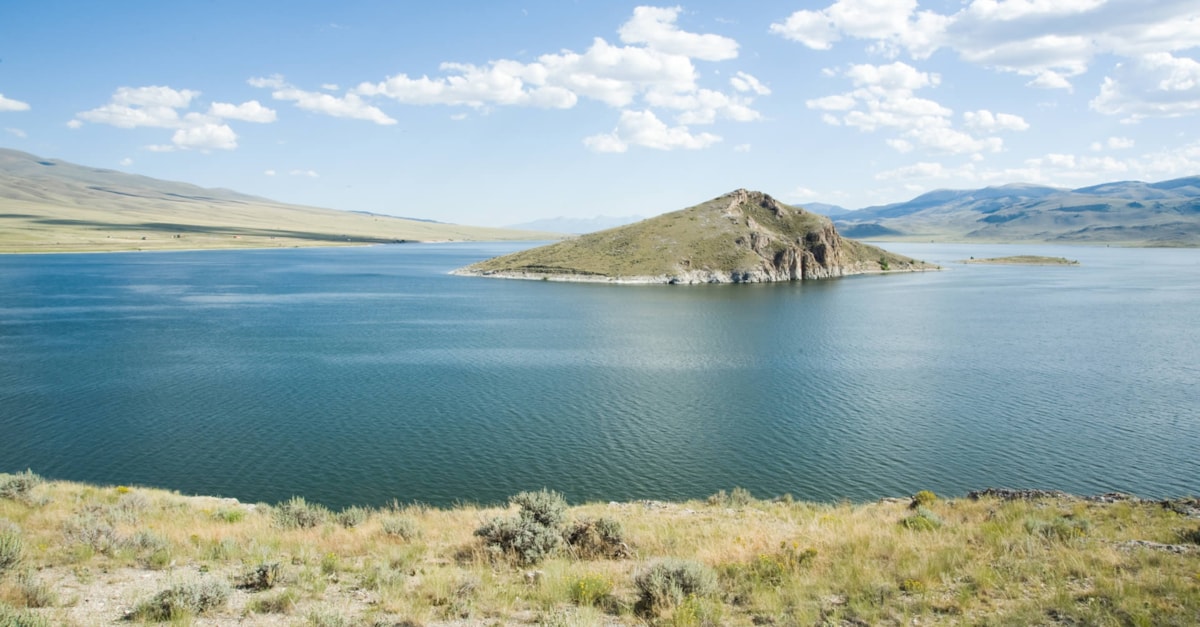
[0,243,1197,508]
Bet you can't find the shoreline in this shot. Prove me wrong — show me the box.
[450,265,940,285]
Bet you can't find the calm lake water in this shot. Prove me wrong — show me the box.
[1,242,1198,508]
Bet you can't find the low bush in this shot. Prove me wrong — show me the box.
[0,471,42,503]
[911,490,938,508]
[0,603,49,627]
[337,505,369,528]
[634,558,717,614]
[901,507,943,531]
[707,487,754,507]
[381,515,420,540]
[238,562,281,591]
[569,574,614,607]
[247,588,298,614]
[564,516,630,559]
[131,577,230,621]
[0,529,22,576]
[62,514,120,554]
[1026,516,1089,541]
[475,490,567,565]
[273,496,329,529]
[16,570,56,608]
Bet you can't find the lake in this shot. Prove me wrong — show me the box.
[1,242,1197,508]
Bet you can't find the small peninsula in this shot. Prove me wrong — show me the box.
[454,189,938,284]
[961,255,1080,266]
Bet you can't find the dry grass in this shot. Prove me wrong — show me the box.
[0,475,1197,625]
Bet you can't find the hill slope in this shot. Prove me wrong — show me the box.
[0,148,552,252]
[833,177,1200,246]
[456,189,936,284]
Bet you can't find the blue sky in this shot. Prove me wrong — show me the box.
[1,1,1198,225]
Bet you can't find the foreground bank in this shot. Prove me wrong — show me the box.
[0,472,1197,625]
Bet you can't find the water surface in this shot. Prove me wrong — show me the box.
[1,242,1197,507]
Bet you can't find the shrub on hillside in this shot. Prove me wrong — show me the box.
[0,529,22,576]
[564,516,630,559]
[634,558,717,614]
[381,515,420,540]
[475,489,567,565]
[911,490,938,508]
[336,505,369,528]
[1026,516,1089,541]
[272,496,329,529]
[132,577,230,621]
[901,507,944,531]
[0,471,42,503]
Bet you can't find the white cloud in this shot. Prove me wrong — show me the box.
[450,112,468,121]
[1092,136,1136,151]
[4,127,26,138]
[617,6,738,61]
[733,143,751,152]
[208,100,277,123]
[730,71,770,95]
[171,123,238,150]
[253,75,397,125]
[790,186,820,200]
[1090,52,1200,120]
[963,109,1030,132]
[289,169,320,178]
[875,160,947,180]
[119,157,133,166]
[0,94,31,112]
[771,0,1200,93]
[810,62,1026,156]
[583,109,721,152]
[343,6,755,150]
[71,85,264,151]
[264,169,276,176]
[321,83,340,91]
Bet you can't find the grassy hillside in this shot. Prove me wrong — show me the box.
[2,472,1197,625]
[0,148,553,253]
[459,190,934,282]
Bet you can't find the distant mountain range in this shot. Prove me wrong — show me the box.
[822,177,1200,246]
[506,215,644,234]
[0,148,552,252]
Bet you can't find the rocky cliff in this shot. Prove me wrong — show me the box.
[455,189,937,284]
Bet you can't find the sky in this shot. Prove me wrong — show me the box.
[1,0,1198,226]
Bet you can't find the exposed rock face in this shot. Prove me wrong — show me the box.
[455,189,937,284]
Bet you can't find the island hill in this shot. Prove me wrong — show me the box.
[455,189,937,284]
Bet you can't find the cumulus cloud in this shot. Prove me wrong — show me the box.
[290,169,319,178]
[252,75,396,125]
[4,127,26,138]
[618,5,739,60]
[771,0,1200,93]
[811,62,1011,156]
[583,109,721,152]
[119,157,133,166]
[342,6,757,149]
[0,94,31,112]
[73,86,278,151]
[208,100,277,123]
[1090,52,1200,120]
[963,109,1030,132]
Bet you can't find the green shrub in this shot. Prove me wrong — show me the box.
[0,529,22,576]
[1179,526,1200,545]
[273,496,329,529]
[132,577,230,621]
[306,609,351,627]
[212,507,245,523]
[246,588,297,614]
[15,570,56,608]
[62,513,120,554]
[126,530,172,570]
[475,490,568,565]
[900,578,926,594]
[238,562,281,591]
[336,505,369,528]
[381,515,420,540]
[707,487,754,507]
[1026,516,1089,541]
[570,574,614,607]
[564,516,630,559]
[911,490,938,508]
[0,603,49,627]
[879,257,891,271]
[901,507,943,531]
[634,559,717,614]
[0,471,42,502]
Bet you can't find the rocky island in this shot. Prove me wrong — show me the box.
[961,255,1080,266]
[454,189,938,284]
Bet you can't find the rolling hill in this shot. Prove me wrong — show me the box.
[0,148,552,252]
[831,177,1200,246]
[455,189,936,284]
